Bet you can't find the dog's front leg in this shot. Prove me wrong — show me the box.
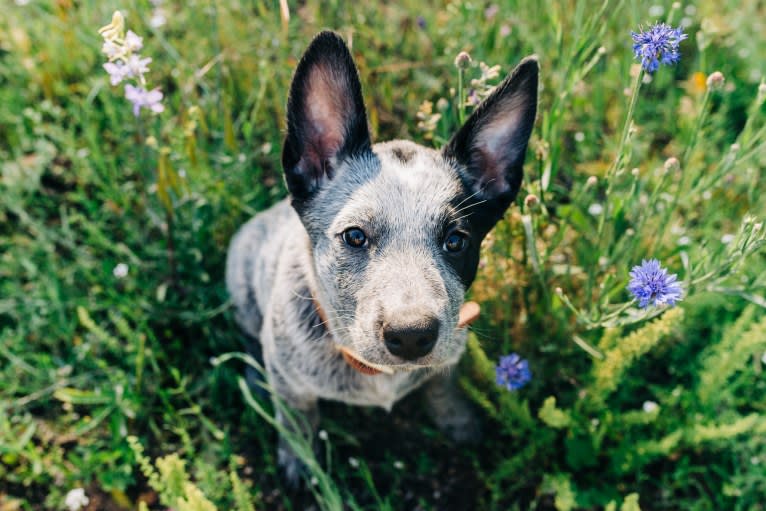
[423,369,480,444]
[267,365,319,486]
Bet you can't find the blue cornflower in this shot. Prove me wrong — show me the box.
[631,23,687,73]
[627,259,683,308]
[495,353,532,391]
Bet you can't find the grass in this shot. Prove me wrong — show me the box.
[1,0,765,509]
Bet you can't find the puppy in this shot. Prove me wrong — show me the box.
[226,31,537,482]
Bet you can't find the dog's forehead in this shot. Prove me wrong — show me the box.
[331,141,462,229]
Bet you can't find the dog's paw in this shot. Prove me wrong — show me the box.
[438,410,482,445]
[278,445,309,488]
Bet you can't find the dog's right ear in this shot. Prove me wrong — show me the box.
[282,31,371,208]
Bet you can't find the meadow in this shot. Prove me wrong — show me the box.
[1,0,765,509]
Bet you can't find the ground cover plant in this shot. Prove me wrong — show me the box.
[1,0,765,509]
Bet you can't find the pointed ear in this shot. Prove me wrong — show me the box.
[281,31,371,207]
[444,57,538,219]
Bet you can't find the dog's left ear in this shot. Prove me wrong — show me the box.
[444,57,538,223]
[282,31,371,209]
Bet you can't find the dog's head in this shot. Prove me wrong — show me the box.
[282,32,537,373]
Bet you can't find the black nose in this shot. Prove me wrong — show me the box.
[383,317,439,360]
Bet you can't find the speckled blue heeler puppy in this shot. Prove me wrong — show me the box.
[226,31,538,482]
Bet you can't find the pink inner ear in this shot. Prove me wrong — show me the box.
[304,66,353,162]
[472,93,529,195]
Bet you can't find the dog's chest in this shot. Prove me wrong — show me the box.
[272,338,433,411]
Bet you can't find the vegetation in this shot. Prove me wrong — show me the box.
[1,0,764,509]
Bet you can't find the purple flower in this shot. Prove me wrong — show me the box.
[631,22,687,73]
[103,61,129,86]
[627,259,683,308]
[495,353,531,391]
[124,54,152,79]
[416,16,426,29]
[124,84,164,117]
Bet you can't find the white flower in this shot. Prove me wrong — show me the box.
[587,203,603,216]
[393,460,405,470]
[574,131,585,143]
[64,488,89,511]
[103,61,130,86]
[150,10,168,28]
[125,54,152,79]
[113,262,129,278]
[101,40,123,60]
[124,84,164,117]
[348,457,359,468]
[721,233,735,244]
[678,236,691,246]
[124,30,143,52]
[318,430,328,441]
[310,476,319,486]
[642,400,659,413]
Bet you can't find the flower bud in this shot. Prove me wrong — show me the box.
[454,51,472,69]
[706,71,725,91]
[664,157,680,172]
[524,194,539,210]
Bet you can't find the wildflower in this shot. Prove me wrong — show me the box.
[454,51,472,69]
[664,156,680,172]
[585,176,598,188]
[499,24,511,37]
[484,4,499,19]
[642,400,659,413]
[416,16,426,29]
[706,71,725,90]
[631,22,687,73]
[113,262,129,278]
[101,40,123,60]
[310,476,318,486]
[720,233,735,244]
[318,429,328,441]
[627,259,683,308]
[124,30,143,52]
[125,84,164,117]
[348,457,360,468]
[98,11,125,43]
[125,54,152,78]
[99,10,163,117]
[103,61,129,86]
[495,353,532,391]
[64,488,89,511]
[393,460,405,470]
[587,203,603,216]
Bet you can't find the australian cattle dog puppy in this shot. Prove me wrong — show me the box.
[226,31,538,482]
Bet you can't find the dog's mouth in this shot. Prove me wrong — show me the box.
[336,301,481,376]
[339,347,394,375]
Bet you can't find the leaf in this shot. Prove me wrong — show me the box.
[538,396,572,429]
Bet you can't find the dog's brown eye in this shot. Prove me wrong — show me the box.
[343,227,367,248]
[444,232,467,253]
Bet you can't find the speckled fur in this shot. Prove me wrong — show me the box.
[226,31,538,483]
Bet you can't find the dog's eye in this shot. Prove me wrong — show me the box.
[443,232,467,253]
[342,227,367,248]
